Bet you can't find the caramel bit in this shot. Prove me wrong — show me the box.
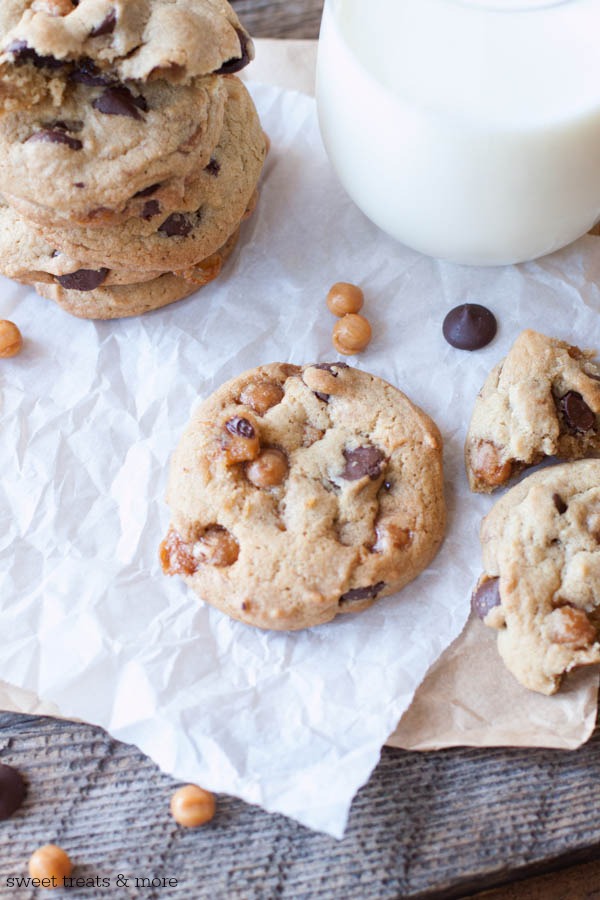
[472,441,512,487]
[302,366,342,397]
[160,528,198,576]
[221,416,260,465]
[547,606,597,648]
[372,524,412,553]
[32,0,75,14]
[246,448,289,488]
[197,526,239,567]
[239,381,284,415]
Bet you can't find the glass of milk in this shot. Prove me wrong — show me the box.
[316,0,600,266]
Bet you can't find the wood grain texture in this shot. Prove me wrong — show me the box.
[2,713,600,899]
[230,0,324,39]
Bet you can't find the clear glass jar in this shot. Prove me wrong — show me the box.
[316,0,600,265]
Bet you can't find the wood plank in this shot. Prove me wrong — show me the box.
[230,0,324,39]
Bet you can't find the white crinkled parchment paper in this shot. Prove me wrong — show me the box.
[2,83,600,837]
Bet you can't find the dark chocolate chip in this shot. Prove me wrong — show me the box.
[559,391,596,433]
[339,582,385,605]
[141,200,161,220]
[134,183,161,198]
[225,417,255,439]
[69,58,114,86]
[442,303,497,351]
[315,362,349,374]
[0,764,26,820]
[74,182,85,188]
[314,391,330,403]
[471,577,501,620]
[553,493,567,514]
[205,158,221,176]
[92,85,147,120]
[383,480,392,491]
[341,446,385,481]
[6,39,65,70]
[56,268,109,291]
[215,27,252,75]
[26,128,82,150]
[158,212,193,237]
[51,249,60,258]
[90,9,117,37]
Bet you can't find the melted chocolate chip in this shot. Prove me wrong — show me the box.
[471,577,501,620]
[26,128,82,150]
[383,480,393,491]
[90,9,117,37]
[205,158,221,176]
[315,362,349,374]
[215,27,252,75]
[6,39,65,70]
[134,183,161,198]
[92,85,147,120]
[553,493,568,514]
[314,391,330,403]
[559,391,596,433]
[141,200,161,220]
[341,446,385,481]
[339,582,385,606]
[0,764,26,820]
[70,58,114,86]
[56,268,109,291]
[442,303,497,351]
[225,417,255,439]
[158,212,193,237]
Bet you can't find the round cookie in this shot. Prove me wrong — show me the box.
[31,76,266,270]
[465,330,600,493]
[0,0,253,112]
[32,226,240,318]
[473,459,600,695]
[160,362,446,631]
[0,74,227,226]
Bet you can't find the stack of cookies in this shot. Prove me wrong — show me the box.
[0,0,266,319]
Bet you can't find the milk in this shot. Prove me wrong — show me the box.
[316,0,600,265]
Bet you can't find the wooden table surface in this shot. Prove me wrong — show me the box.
[3,2,600,898]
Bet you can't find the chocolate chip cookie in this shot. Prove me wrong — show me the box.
[0,0,253,112]
[32,227,240,318]
[0,74,227,226]
[465,330,600,493]
[160,363,446,631]
[29,75,266,270]
[472,459,600,694]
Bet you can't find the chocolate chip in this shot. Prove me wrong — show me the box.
[56,268,109,291]
[225,417,255,439]
[315,362,349,374]
[215,27,252,75]
[141,200,161,220]
[314,391,330,403]
[90,9,116,37]
[6,40,65,70]
[205,158,221,176]
[442,303,497,351]
[92,85,147,120]
[74,182,85,188]
[0,764,26,820]
[134,183,161,198]
[341,446,385,481]
[553,493,567,514]
[26,128,82,150]
[339,582,385,605]
[383,480,392,491]
[471,577,501,620]
[69,58,114,86]
[559,391,596,433]
[158,212,193,237]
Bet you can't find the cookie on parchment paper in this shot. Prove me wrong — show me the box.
[465,330,600,493]
[473,459,600,695]
[160,362,446,631]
